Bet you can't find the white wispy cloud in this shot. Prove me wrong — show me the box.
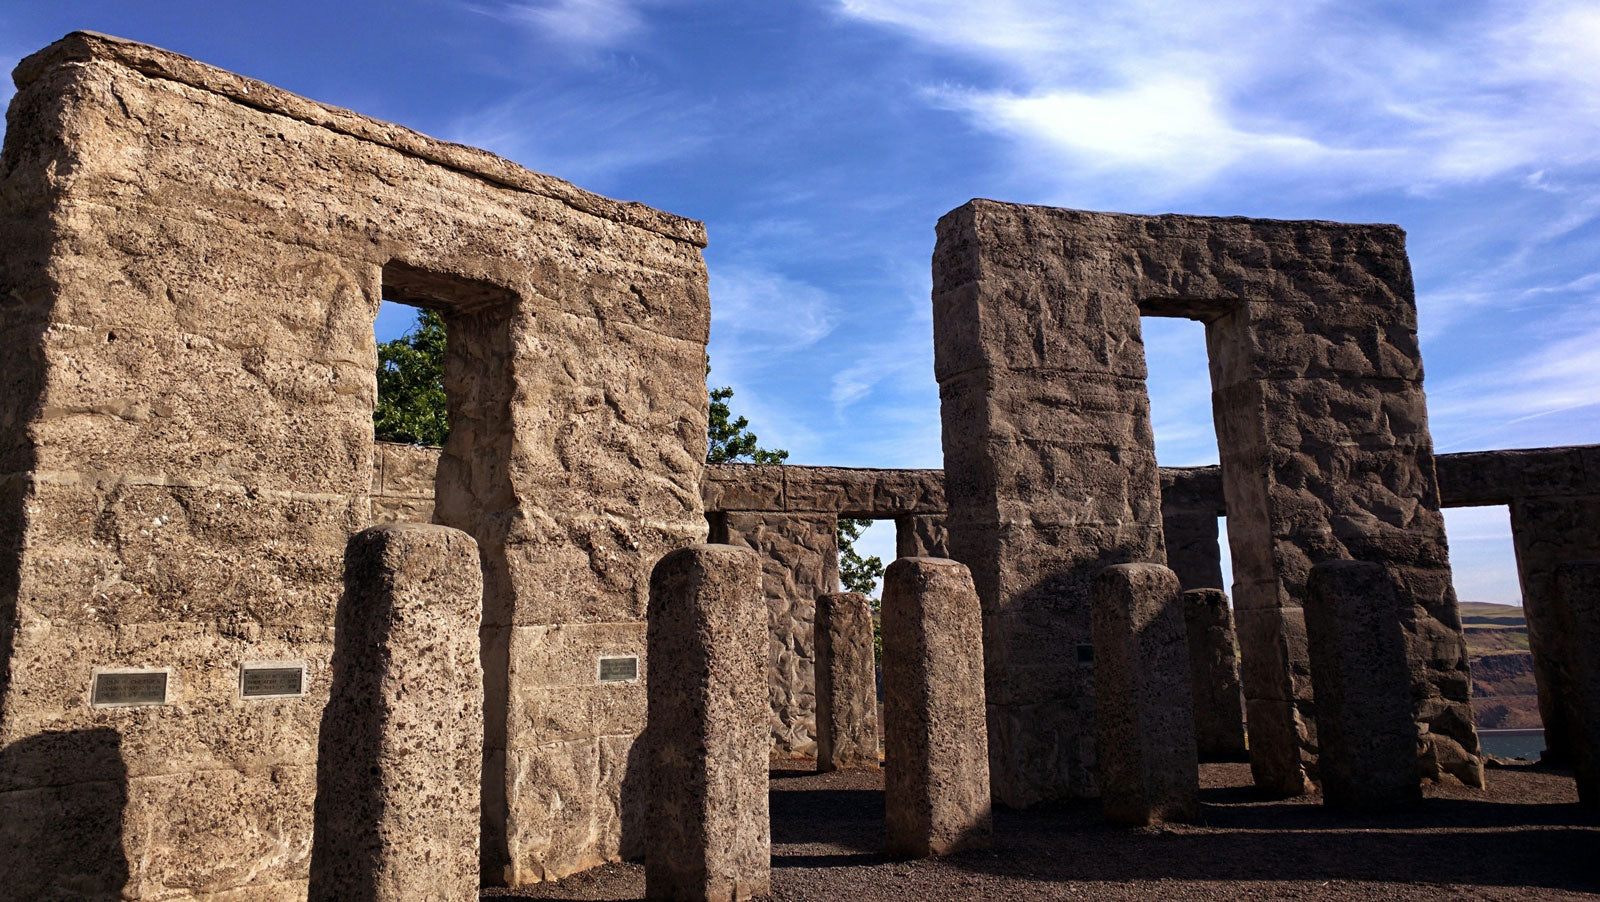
[1428,309,1600,451]
[470,0,651,48]
[709,264,839,358]
[838,0,1600,197]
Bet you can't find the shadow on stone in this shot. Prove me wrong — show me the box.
[0,728,129,900]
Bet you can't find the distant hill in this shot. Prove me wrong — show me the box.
[1459,601,1540,730]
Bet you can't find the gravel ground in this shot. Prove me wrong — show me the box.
[485,760,1600,901]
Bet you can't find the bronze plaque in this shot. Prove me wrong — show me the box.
[598,655,638,683]
[92,670,169,707]
[241,664,304,698]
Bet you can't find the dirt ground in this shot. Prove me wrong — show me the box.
[484,760,1600,901]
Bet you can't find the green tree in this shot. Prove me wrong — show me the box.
[707,375,885,598]
[374,308,448,446]
[837,516,885,596]
[707,379,789,465]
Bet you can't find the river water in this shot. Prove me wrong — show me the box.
[1477,728,1546,760]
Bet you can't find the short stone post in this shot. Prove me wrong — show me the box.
[646,545,770,901]
[1304,560,1421,810]
[816,592,880,771]
[1554,561,1600,806]
[310,524,483,902]
[1182,589,1248,761]
[1092,563,1199,825]
[882,557,992,856]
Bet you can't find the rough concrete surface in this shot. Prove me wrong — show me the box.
[882,557,992,857]
[1092,564,1200,825]
[815,592,879,772]
[1181,589,1247,761]
[310,524,484,902]
[0,31,709,897]
[1304,561,1422,811]
[645,545,770,902]
[934,200,1481,803]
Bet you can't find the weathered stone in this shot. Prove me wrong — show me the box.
[645,545,769,902]
[815,592,879,772]
[1509,494,1600,767]
[309,524,483,902]
[882,557,992,857]
[1304,561,1421,810]
[1092,564,1199,825]
[1551,561,1600,806]
[895,513,948,558]
[1182,589,1247,761]
[0,32,710,895]
[935,200,1481,801]
[716,512,837,759]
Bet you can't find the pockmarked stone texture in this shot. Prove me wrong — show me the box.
[0,32,710,895]
[1182,589,1247,761]
[715,512,838,759]
[934,200,1481,800]
[1304,561,1422,810]
[815,592,880,772]
[882,558,992,857]
[895,514,950,559]
[309,524,483,902]
[1550,561,1600,806]
[705,464,943,758]
[645,545,770,902]
[1091,564,1199,825]
[1508,491,1600,768]
[1161,467,1227,592]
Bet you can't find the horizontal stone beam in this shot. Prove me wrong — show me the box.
[374,442,1600,515]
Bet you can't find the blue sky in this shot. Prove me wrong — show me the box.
[5,1,1598,603]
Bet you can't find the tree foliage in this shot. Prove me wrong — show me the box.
[837,516,885,597]
[707,381,789,465]
[373,308,449,446]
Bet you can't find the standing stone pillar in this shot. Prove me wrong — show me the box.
[718,512,839,759]
[1160,465,1227,592]
[816,592,880,772]
[1509,494,1600,766]
[1304,561,1421,810]
[1552,561,1600,805]
[310,524,484,902]
[645,545,769,902]
[895,514,949,558]
[1182,589,1248,761]
[1092,564,1199,825]
[882,557,992,857]
[933,203,1168,806]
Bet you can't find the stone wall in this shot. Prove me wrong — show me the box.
[0,32,709,898]
[933,200,1481,800]
[706,463,944,757]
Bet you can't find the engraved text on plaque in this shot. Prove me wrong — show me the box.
[241,662,306,699]
[598,655,639,683]
[92,669,169,707]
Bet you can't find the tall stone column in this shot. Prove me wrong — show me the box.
[1092,564,1199,825]
[310,524,484,902]
[1182,589,1247,761]
[1195,228,1480,794]
[1509,494,1600,766]
[718,512,839,759]
[882,558,992,856]
[1304,561,1421,811]
[815,592,880,771]
[645,545,770,902]
[1552,561,1600,806]
[934,203,1167,806]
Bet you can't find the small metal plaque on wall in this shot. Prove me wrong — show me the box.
[91,668,170,708]
[598,655,639,683]
[240,661,306,699]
